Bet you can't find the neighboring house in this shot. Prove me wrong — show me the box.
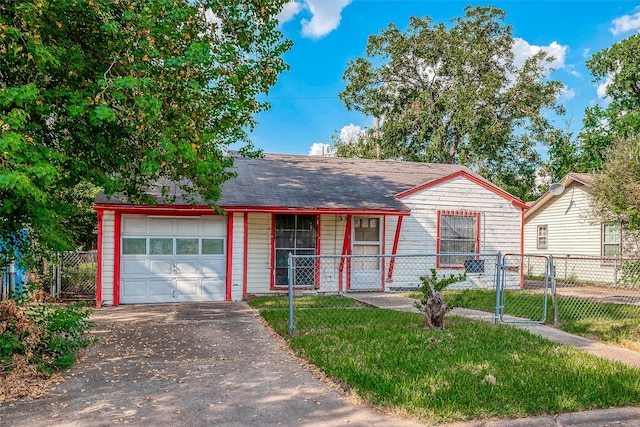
[93,153,527,306]
[523,172,627,284]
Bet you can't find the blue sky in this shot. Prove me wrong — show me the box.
[247,1,640,156]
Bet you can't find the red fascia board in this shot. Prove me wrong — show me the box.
[396,171,528,209]
[94,204,411,216]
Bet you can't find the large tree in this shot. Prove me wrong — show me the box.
[0,0,291,257]
[336,6,564,201]
[576,33,640,172]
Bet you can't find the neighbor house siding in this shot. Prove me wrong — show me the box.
[245,213,272,295]
[100,210,116,306]
[524,183,600,256]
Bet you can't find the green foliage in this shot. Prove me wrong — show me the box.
[589,136,640,230]
[0,283,95,374]
[415,268,466,311]
[257,307,640,423]
[0,0,292,260]
[336,6,564,201]
[577,33,640,173]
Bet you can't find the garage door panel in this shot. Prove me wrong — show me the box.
[202,259,225,277]
[202,279,225,298]
[121,280,147,297]
[149,259,172,275]
[121,215,228,303]
[148,279,174,297]
[122,259,147,275]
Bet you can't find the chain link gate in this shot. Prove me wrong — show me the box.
[499,254,551,324]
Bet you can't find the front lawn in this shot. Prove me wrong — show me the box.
[250,297,640,424]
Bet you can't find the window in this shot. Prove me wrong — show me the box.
[537,225,548,250]
[602,223,621,258]
[150,238,173,255]
[274,214,317,287]
[176,238,198,255]
[122,238,147,255]
[202,239,224,255]
[437,212,480,267]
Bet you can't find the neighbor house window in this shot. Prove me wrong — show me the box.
[437,211,480,267]
[537,225,548,250]
[273,214,317,287]
[602,223,621,258]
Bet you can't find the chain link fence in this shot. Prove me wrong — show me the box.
[262,252,640,337]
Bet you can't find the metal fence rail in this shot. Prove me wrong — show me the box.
[283,252,640,335]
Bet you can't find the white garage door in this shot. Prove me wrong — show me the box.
[120,215,227,303]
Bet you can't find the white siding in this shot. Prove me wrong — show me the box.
[524,184,601,256]
[392,176,522,289]
[246,213,272,295]
[231,213,245,301]
[100,211,115,306]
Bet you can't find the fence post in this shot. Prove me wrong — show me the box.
[8,261,16,297]
[288,252,295,335]
[550,255,558,325]
[493,252,502,325]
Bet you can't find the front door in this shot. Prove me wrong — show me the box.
[351,217,382,290]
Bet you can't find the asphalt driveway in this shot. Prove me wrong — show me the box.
[0,302,422,427]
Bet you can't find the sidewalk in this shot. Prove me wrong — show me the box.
[347,292,640,427]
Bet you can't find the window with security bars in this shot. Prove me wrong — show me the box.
[274,214,317,287]
[537,225,548,249]
[602,223,621,258]
[437,212,480,267]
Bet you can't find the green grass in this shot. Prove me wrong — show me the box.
[250,301,640,424]
[248,295,361,310]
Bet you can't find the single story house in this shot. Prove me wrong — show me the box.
[94,153,527,306]
[523,172,631,285]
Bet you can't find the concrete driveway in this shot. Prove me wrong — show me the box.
[0,303,422,427]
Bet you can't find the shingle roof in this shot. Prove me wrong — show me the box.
[95,153,506,211]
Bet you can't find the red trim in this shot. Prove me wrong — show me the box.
[269,215,276,291]
[95,211,103,308]
[396,170,527,209]
[381,216,386,290]
[95,204,410,216]
[93,203,411,216]
[113,212,121,306]
[387,216,404,281]
[243,213,248,300]
[226,214,233,300]
[315,216,321,288]
[339,215,352,292]
[520,208,525,288]
[436,210,481,269]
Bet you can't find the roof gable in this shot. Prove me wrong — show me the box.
[525,172,594,220]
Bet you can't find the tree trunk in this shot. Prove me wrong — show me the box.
[423,289,448,330]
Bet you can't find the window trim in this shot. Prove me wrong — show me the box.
[271,214,320,290]
[536,225,548,250]
[436,211,481,269]
[601,223,622,261]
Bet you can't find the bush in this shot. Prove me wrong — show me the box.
[0,283,95,376]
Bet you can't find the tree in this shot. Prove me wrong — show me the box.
[336,6,565,201]
[415,268,466,330]
[589,136,640,231]
[0,0,291,258]
[577,33,640,172]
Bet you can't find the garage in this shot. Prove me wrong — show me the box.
[119,215,227,303]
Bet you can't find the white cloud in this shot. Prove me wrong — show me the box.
[562,87,576,101]
[308,142,334,156]
[340,123,362,143]
[512,38,567,71]
[276,1,303,25]
[611,11,640,35]
[583,48,591,59]
[597,73,615,99]
[300,0,352,38]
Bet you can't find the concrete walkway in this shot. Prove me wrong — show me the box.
[347,292,640,426]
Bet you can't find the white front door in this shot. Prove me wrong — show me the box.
[351,217,382,290]
[120,216,227,303]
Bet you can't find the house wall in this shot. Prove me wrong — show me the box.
[100,210,116,306]
[231,212,244,301]
[523,182,622,285]
[394,176,523,289]
[524,183,601,256]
